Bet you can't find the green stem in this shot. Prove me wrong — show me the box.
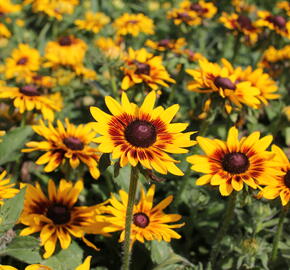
[270,203,289,264]
[208,191,237,268]
[109,67,118,98]
[231,33,242,65]
[122,166,139,270]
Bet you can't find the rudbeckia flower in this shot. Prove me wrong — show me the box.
[90,91,196,175]
[4,44,41,81]
[95,37,124,59]
[259,145,290,206]
[113,13,154,37]
[0,0,20,16]
[0,84,62,121]
[277,1,290,16]
[103,184,184,246]
[22,119,101,179]
[121,48,175,90]
[19,180,109,258]
[75,11,110,33]
[0,171,19,205]
[187,126,281,196]
[145,38,186,53]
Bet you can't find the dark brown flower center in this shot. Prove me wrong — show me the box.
[63,136,84,151]
[222,152,250,174]
[46,204,71,225]
[133,212,150,228]
[134,61,150,75]
[284,170,290,188]
[237,15,255,30]
[177,12,191,20]
[190,3,208,14]
[17,57,28,65]
[58,36,73,46]
[19,85,41,96]
[267,15,286,29]
[124,120,157,148]
[214,76,236,90]
[158,39,170,47]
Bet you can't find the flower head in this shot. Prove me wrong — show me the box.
[0,171,19,205]
[145,38,186,53]
[0,0,20,16]
[103,184,184,246]
[113,13,154,37]
[0,84,62,121]
[75,11,110,33]
[121,48,175,90]
[187,126,281,196]
[90,91,196,175]
[259,145,290,205]
[95,37,124,59]
[19,179,109,258]
[22,119,100,179]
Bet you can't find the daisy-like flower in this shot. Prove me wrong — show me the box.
[256,10,290,39]
[231,0,256,13]
[0,0,20,16]
[187,126,281,196]
[121,48,175,90]
[167,7,202,26]
[95,37,124,59]
[24,0,79,21]
[44,36,87,68]
[186,58,261,112]
[90,91,196,175]
[103,184,184,245]
[113,13,154,37]
[181,49,205,62]
[0,23,11,39]
[221,59,280,105]
[75,11,110,33]
[19,179,109,258]
[219,13,261,44]
[277,1,290,16]
[145,38,186,53]
[22,119,101,179]
[0,84,63,121]
[259,145,290,205]
[0,171,19,205]
[4,44,41,81]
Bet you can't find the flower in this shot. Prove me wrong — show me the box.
[187,126,281,196]
[19,179,109,258]
[231,0,256,13]
[44,36,87,68]
[256,10,290,39]
[0,171,19,205]
[103,184,184,246]
[24,0,79,21]
[0,23,11,39]
[0,84,62,121]
[145,38,186,53]
[277,1,290,16]
[186,58,261,112]
[113,13,154,37]
[95,37,124,59]
[75,11,110,33]
[121,48,175,90]
[90,91,196,175]
[0,0,21,16]
[3,44,41,81]
[219,13,261,44]
[22,119,101,179]
[259,145,290,205]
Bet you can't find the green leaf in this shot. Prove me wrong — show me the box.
[1,235,42,264]
[0,126,33,165]
[151,240,172,264]
[0,188,26,235]
[41,240,84,270]
[99,153,111,173]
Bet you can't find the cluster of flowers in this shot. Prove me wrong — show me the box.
[0,0,289,268]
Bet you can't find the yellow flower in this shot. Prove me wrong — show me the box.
[22,119,101,179]
[181,49,205,62]
[95,37,124,59]
[231,0,256,13]
[75,11,110,33]
[259,145,290,205]
[121,48,175,90]
[113,13,154,37]
[0,0,21,15]
[0,23,11,39]
[19,179,109,258]
[187,126,281,196]
[0,171,19,205]
[256,10,290,39]
[219,12,261,44]
[4,44,41,81]
[145,38,186,53]
[0,84,63,121]
[90,91,196,175]
[103,184,184,246]
[276,1,290,16]
[24,0,79,21]
[44,36,87,68]
[186,58,261,112]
